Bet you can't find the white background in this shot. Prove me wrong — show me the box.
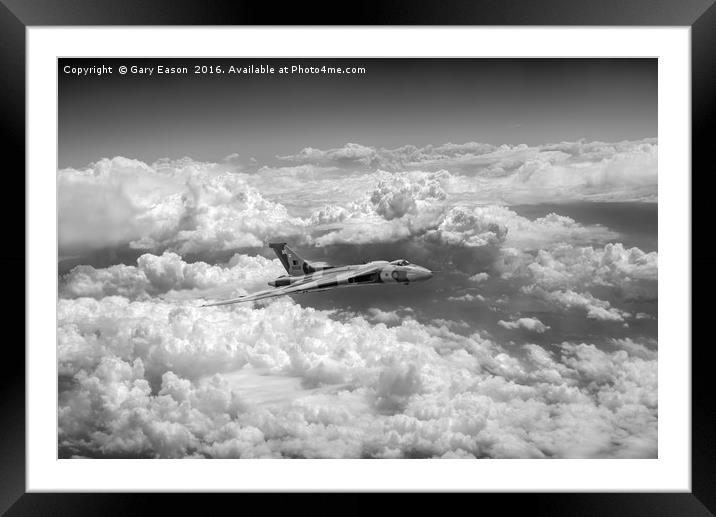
[27,27,690,491]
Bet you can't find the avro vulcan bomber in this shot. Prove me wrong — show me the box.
[203,243,433,306]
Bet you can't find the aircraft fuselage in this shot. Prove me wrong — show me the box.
[267,261,432,288]
[202,244,434,306]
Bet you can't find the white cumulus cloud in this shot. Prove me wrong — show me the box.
[498,317,550,333]
[58,157,307,255]
[525,287,630,322]
[60,252,284,301]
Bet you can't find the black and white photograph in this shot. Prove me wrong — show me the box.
[57,57,658,460]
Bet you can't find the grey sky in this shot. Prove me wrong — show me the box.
[58,58,656,168]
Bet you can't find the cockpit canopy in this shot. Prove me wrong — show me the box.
[390,259,411,266]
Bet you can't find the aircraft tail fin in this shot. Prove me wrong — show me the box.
[269,242,314,276]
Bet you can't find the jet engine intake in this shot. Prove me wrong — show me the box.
[268,277,292,287]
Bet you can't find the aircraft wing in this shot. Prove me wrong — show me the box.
[201,265,379,307]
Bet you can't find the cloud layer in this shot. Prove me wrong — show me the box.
[58,287,657,459]
[57,138,658,459]
[277,138,657,202]
[58,138,655,256]
[60,252,284,301]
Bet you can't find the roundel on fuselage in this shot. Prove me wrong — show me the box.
[302,262,313,275]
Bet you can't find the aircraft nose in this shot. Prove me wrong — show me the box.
[407,266,433,282]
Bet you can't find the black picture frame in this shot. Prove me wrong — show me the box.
[2,0,713,513]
